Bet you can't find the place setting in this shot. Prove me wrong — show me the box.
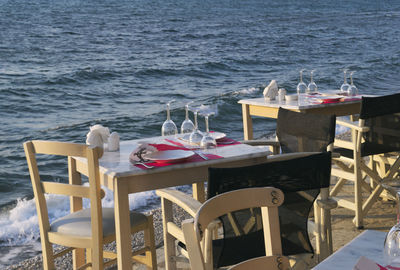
[128,101,242,169]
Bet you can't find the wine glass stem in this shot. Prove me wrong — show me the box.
[167,104,171,120]
[194,111,198,129]
[185,106,189,120]
[205,115,209,133]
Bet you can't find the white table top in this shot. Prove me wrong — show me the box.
[312,230,387,269]
[238,94,364,110]
[77,135,271,179]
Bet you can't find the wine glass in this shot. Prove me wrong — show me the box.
[199,104,218,150]
[297,69,307,97]
[348,71,358,96]
[340,69,351,94]
[181,101,195,135]
[383,191,400,268]
[188,105,203,146]
[161,100,178,136]
[307,70,318,94]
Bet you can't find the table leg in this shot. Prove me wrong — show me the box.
[192,182,205,203]
[114,180,132,269]
[242,104,253,140]
[68,157,85,269]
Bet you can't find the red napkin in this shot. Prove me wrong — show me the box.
[133,143,222,169]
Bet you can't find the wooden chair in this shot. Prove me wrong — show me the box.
[228,255,290,270]
[330,93,400,228]
[181,187,290,270]
[242,107,337,261]
[24,140,157,270]
[156,152,332,270]
[243,107,337,154]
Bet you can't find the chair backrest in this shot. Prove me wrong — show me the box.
[23,141,104,251]
[206,152,332,268]
[359,93,400,156]
[276,107,336,153]
[183,187,285,270]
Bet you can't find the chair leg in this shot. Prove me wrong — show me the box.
[313,202,322,262]
[144,215,158,270]
[41,240,55,270]
[91,245,104,270]
[73,248,86,269]
[354,154,364,229]
[161,197,177,270]
[86,248,92,269]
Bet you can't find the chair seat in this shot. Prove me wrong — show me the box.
[50,208,147,238]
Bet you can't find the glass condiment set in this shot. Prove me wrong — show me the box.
[161,100,218,150]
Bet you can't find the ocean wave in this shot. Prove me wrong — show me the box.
[0,185,159,247]
[233,87,261,95]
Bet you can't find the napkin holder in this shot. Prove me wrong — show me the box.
[108,132,120,151]
[263,80,279,101]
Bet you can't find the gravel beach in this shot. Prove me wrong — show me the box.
[5,178,397,270]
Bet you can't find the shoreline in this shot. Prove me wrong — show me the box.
[5,182,397,269]
[4,206,191,270]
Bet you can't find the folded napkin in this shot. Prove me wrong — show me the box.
[129,142,158,163]
[129,142,222,169]
[263,80,279,101]
[86,124,112,148]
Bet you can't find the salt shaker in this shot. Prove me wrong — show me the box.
[108,132,120,151]
[278,88,286,102]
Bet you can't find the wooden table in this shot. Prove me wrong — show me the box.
[312,230,387,269]
[72,135,271,269]
[238,96,363,140]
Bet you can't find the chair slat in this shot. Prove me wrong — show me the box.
[32,140,87,157]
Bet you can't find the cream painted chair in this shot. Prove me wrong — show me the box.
[331,93,400,228]
[228,255,290,270]
[156,152,332,270]
[181,187,290,270]
[24,140,157,270]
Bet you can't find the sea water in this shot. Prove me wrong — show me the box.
[1,0,400,266]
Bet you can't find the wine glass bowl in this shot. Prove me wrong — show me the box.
[297,69,308,97]
[199,104,218,150]
[384,191,400,268]
[340,69,351,94]
[348,71,358,96]
[181,101,195,135]
[161,100,178,136]
[307,70,318,94]
[188,105,203,146]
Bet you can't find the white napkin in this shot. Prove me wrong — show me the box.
[263,80,279,100]
[129,142,157,163]
[86,124,110,148]
[108,132,120,151]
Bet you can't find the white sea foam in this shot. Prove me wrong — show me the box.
[336,123,350,135]
[0,185,158,247]
[234,87,259,95]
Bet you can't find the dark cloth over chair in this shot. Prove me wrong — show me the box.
[336,93,400,158]
[207,152,332,268]
[276,107,336,153]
